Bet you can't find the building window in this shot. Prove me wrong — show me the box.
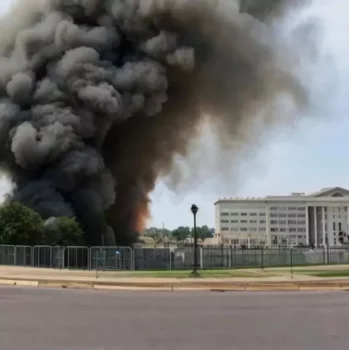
[289,228,297,232]
[222,227,229,231]
[288,220,297,225]
[241,213,247,216]
[278,214,287,217]
[221,213,229,216]
[221,220,229,223]
[232,228,239,231]
[270,220,277,224]
[279,220,286,225]
[241,220,247,223]
[271,228,278,232]
[240,228,248,231]
[231,220,238,223]
[249,220,257,224]
[250,213,257,216]
[288,207,298,211]
[288,213,297,218]
[297,228,306,232]
[260,220,266,224]
[333,222,336,231]
[339,222,342,231]
[270,207,278,211]
[297,220,306,225]
[297,214,306,218]
[259,227,266,231]
[259,213,266,216]
[249,228,257,232]
[280,228,286,232]
[297,207,305,211]
[231,213,239,216]
[270,213,278,218]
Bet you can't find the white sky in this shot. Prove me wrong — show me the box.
[1,0,349,230]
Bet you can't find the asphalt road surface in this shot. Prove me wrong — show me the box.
[0,287,348,350]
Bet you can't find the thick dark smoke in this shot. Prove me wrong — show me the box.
[0,0,313,245]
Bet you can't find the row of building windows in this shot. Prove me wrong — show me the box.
[271,235,307,245]
[221,212,266,217]
[222,212,306,218]
[270,207,305,211]
[270,220,306,225]
[222,238,266,247]
[221,220,266,224]
[271,228,306,233]
[327,207,347,212]
[221,227,266,232]
[270,213,306,218]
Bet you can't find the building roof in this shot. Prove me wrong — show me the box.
[215,187,349,204]
[309,187,349,197]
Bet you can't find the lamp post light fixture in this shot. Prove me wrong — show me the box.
[191,204,199,276]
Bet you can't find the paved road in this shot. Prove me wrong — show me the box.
[0,287,348,350]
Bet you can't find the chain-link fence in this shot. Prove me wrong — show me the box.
[0,244,348,270]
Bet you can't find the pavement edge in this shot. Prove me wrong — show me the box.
[1,277,349,292]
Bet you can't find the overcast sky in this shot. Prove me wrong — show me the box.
[0,0,348,230]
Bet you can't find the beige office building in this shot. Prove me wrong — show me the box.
[214,187,349,248]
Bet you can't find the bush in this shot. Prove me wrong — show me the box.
[0,201,45,245]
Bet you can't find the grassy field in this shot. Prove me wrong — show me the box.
[96,265,349,279]
[295,270,349,278]
[98,269,278,279]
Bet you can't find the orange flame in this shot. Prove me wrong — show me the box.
[132,201,151,234]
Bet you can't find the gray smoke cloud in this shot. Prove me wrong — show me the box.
[0,0,314,245]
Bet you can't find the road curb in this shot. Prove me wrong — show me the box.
[0,279,39,287]
[1,277,349,292]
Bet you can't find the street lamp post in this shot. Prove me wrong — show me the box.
[191,204,199,275]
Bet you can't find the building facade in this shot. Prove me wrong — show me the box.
[214,187,349,248]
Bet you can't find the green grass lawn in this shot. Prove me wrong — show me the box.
[296,270,349,278]
[96,265,349,279]
[99,269,277,279]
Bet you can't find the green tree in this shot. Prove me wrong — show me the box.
[43,217,84,246]
[196,225,214,240]
[171,226,191,241]
[0,201,45,245]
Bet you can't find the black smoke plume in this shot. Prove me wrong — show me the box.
[0,0,312,245]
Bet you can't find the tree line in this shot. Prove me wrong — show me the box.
[0,200,215,246]
[143,226,214,241]
[0,201,83,246]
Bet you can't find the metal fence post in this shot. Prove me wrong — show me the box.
[290,248,293,279]
[130,247,134,271]
[229,246,232,268]
[132,247,136,271]
[199,247,203,269]
[261,247,264,270]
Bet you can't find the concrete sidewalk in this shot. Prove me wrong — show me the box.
[1,266,349,291]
